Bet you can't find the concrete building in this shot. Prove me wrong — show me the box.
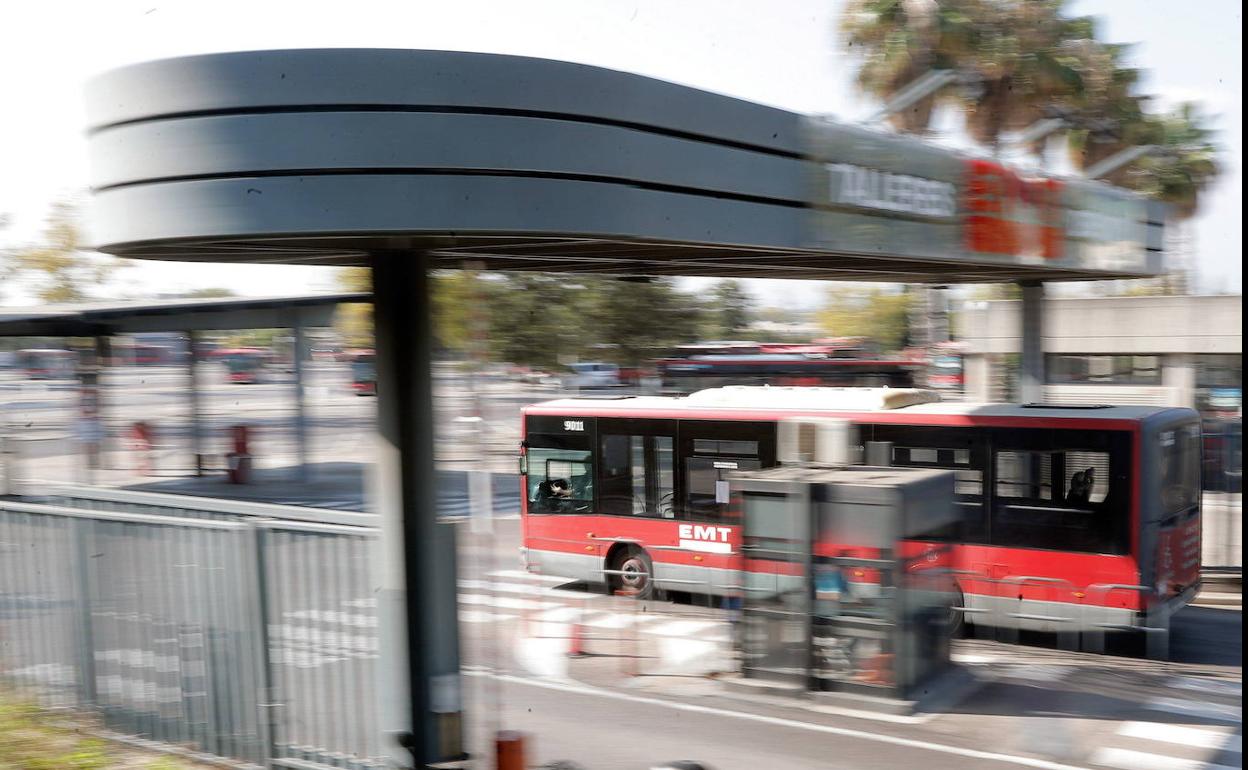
[958,294,1242,417]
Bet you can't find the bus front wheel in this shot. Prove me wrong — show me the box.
[609,548,655,600]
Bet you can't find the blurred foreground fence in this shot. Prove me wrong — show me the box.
[0,489,384,770]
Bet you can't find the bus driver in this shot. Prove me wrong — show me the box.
[534,478,573,512]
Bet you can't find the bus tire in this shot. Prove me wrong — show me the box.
[610,548,655,600]
[949,586,966,639]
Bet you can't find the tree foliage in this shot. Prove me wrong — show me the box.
[703,280,755,340]
[816,286,915,352]
[839,0,1221,219]
[8,199,130,303]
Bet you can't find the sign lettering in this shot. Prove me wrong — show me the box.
[563,420,584,432]
[826,163,956,219]
[677,523,733,554]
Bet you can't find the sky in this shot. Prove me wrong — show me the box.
[0,0,1241,308]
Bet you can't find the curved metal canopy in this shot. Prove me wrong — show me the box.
[85,49,1164,283]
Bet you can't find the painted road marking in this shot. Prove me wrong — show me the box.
[457,594,557,611]
[1117,721,1241,752]
[458,609,516,624]
[1167,677,1243,698]
[1145,697,1242,723]
[643,620,723,638]
[1088,747,1239,770]
[467,670,1104,770]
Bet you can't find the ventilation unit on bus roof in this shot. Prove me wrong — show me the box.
[778,417,859,465]
[684,385,941,411]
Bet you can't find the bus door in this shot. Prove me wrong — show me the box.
[522,415,599,578]
[674,421,775,563]
[590,419,679,588]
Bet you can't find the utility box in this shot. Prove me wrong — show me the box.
[734,465,960,702]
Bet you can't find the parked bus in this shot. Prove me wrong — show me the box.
[16,348,77,380]
[655,353,919,393]
[346,349,376,396]
[219,348,267,384]
[519,386,1202,634]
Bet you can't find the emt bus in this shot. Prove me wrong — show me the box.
[656,352,919,393]
[519,386,1202,633]
[16,348,77,379]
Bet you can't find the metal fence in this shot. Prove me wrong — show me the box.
[0,493,383,770]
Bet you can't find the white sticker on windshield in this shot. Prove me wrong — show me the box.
[715,480,730,504]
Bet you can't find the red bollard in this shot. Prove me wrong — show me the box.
[495,730,526,770]
[226,424,252,484]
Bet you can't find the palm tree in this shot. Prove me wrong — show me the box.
[840,0,1099,150]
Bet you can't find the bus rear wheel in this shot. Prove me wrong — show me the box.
[609,548,655,600]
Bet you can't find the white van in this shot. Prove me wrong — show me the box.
[564,362,620,390]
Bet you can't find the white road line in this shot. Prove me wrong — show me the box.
[643,620,724,638]
[458,579,589,599]
[1146,697,1242,723]
[466,670,1100,770]
[487,570,571,583]
[1167,677,1243,698]
[457,594,557,611]
[458,610,516,624]
[1088,747,1239,770]
[536,606,582,622]
[951,653,999,664]
[1001,664,1068,683]
[1117,722,1241,752]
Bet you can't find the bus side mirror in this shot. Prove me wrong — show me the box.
[518,454,528,476]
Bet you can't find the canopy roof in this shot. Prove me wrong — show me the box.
[85,49,1164,283]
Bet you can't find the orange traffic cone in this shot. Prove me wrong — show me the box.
[568,621,588,658]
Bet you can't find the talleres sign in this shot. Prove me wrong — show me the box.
[805,118,1161,274]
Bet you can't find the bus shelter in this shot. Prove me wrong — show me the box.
[80,49,1165,767]
[0,293,367,483]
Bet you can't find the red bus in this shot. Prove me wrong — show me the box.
[16,348,77,380]
[655,353,920,393]
[219,348,267,384]
[346,349,376,396]
[519,387,1202,634]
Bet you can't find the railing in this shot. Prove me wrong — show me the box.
[0,493,383,770]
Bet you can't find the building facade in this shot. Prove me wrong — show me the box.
[958,294,1242,419]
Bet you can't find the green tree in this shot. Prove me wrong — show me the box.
[582,277,705,366]
[335,267,374,348]
[704,280,754,339]
[9,198,130,303]
[817,286,915,351]
[485,273,590,369]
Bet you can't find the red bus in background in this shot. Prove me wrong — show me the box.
[519,387,1202,636]
[219,348,267,384]
[344,349,376,396]
[16,348,77,380]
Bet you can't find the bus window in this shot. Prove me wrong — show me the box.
[989,428,1128,554]
[868,425,988,543]
[526,434,594,514]
[599,434,676,517]
[1159,424,1201,515]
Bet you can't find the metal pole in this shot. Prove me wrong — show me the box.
[187,330,203,476]
[95,335,112,472]
[292,314,309,483]
[370,253,464,768]
[1018,282,1045,403]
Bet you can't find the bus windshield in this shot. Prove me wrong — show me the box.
[1160,421,1202,515]
[525,434,594,513]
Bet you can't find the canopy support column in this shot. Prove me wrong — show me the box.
[370,253,463,768]
[187,330,204,476]
[292,313,309,483]
[1018,281,1045,403]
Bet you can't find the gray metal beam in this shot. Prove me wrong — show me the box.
[1018,282,1046,403]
